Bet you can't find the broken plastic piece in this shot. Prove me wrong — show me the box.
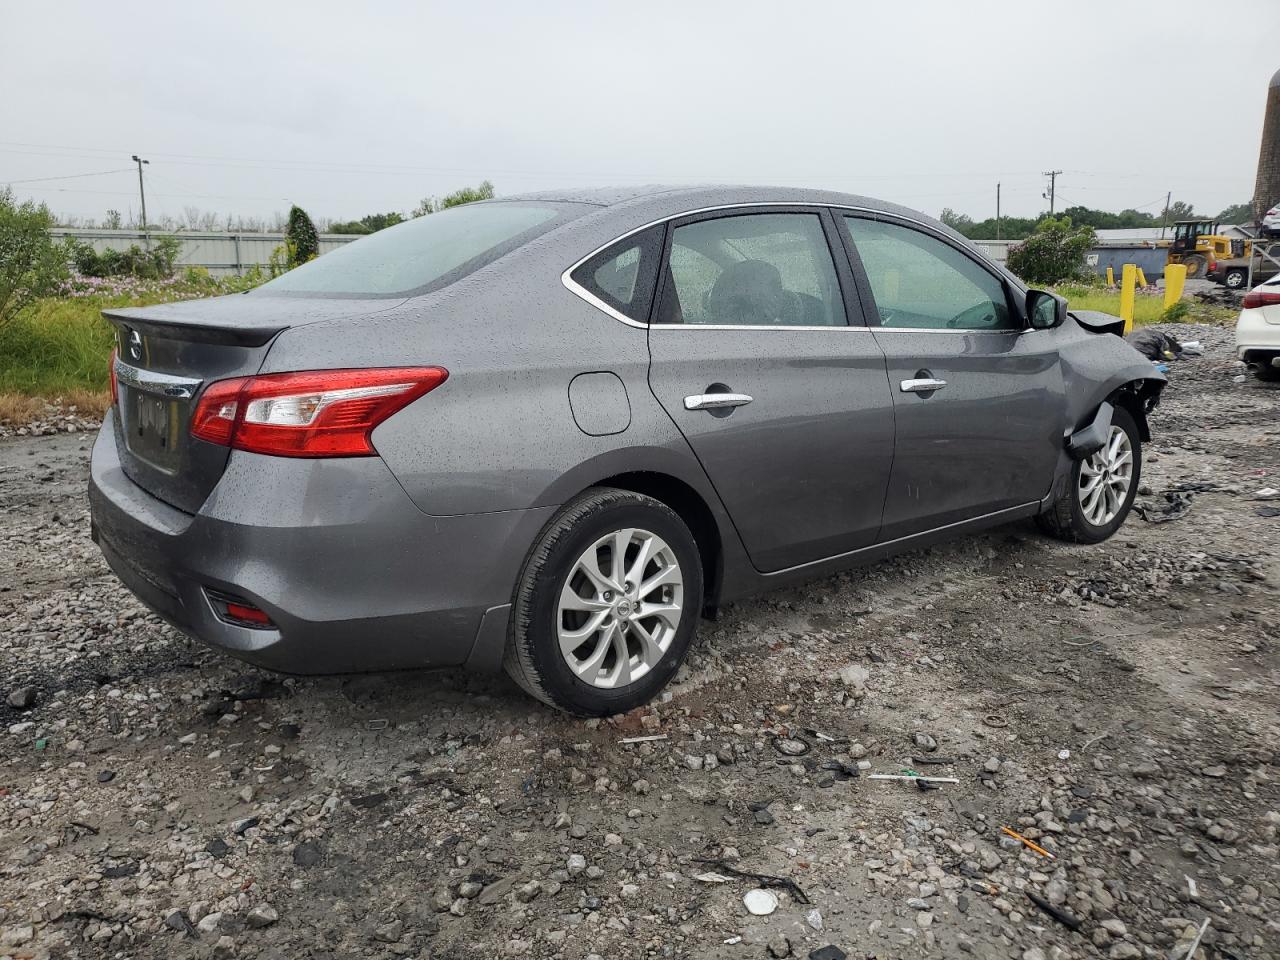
[744,889,778,915]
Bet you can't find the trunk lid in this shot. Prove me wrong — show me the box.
[105,293,404,513]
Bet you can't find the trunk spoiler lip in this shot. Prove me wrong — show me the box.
[102,294,411,348]
[102,308,283,347]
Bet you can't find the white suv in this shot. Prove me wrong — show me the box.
[1237,274,1280,380]
[1263,204,1280,238]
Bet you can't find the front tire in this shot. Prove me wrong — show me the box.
[1182,254,1207,279]
[1037,406,1141,544]
[504,487,703,716]
[1224,268,1248,290]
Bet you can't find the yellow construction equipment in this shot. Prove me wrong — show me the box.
[1166,220,1250,279]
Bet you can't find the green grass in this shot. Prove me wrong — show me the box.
[0,271,247,401]
[0,296,117,395]
[1053,283,1238,328]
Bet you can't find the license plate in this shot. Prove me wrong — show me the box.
[127,389,182,467]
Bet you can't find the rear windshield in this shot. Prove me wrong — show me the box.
[253,201,573,298]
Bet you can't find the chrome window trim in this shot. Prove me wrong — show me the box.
[560,201,1017,332]
[113,358,203,398]
[873,327,1022,335]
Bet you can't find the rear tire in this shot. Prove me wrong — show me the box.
[1182,255,1207,279]
[1037,406,1141,544]
[1224,268,1248,290]
[504,487,703,716]
[1250,361,1280,382]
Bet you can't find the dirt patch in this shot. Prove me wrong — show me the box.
[1,323,1277,960]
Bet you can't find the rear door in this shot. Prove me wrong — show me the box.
[645,207,895,572]
[836,214,1064,541]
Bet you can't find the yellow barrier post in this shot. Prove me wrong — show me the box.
[1106,266,1115,286]
[1164,263,1187,309]
[1136,267,1148,288]
[1120,264,1136,334]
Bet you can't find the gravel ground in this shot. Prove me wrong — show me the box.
[2,323,1278,960]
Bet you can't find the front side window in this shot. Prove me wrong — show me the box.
[843,217,1015,331]
[657,213,846,326]
[254,201,570,297]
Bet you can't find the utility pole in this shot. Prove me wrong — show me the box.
[131,154,150,245]
[1042,170,1062,215]
[996,182,1002,241]
[1160,191,1172,238]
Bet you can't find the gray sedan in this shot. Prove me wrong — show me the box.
[89,186,1164,715]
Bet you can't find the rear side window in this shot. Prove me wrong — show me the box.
[254,202,570,297]
[569,225,664,323]
[657,213,847,326]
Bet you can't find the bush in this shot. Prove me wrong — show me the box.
[1006,216,1096,285]
[414,180,495,218]
[68,235,183,280]
[0,187,69,327]
[285,205,319,266]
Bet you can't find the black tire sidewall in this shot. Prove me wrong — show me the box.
[1069,407,1142,543]
[519,497,702,716]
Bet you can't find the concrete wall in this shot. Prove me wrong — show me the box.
[50,228,359,277]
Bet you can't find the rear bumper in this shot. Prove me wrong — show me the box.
[1236,308,1280,359]
[88,409,554,674]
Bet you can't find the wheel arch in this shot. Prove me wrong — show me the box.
[590,471,725,613]
[1106,377,1164,442]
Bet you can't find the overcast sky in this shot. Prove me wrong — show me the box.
[3,1,1278,227]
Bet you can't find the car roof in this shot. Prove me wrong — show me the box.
[504,183,965,242]
[505,183,923,218]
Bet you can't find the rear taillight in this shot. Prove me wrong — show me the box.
[108,348,119,406]
[1243,288,1280,309]
[190,367,448,457]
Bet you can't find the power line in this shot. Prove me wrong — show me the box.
[3,167,135,185]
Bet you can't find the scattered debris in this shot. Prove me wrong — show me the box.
[868,774,959,785]
[744,888,779,915]
[1001,827,1056,860]
[982,714,1009,728]
[694,872,731,884]
[693,859,809,905]
[1182,918,1211,959]
[808,943,844,959]
[1026,891,1082,931]
[771,734,811,757]
[618,734,667,744]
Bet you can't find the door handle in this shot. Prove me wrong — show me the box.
[899,378,947,394]
[684,392,753,411]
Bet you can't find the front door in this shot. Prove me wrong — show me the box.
[646,208,896,572]
[838,214,1065,542]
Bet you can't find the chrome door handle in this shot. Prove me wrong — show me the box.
[899,378,947,394]
[684,392,753,411]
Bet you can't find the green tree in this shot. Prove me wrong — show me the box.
[360,212,404,231]
[1216,202,1255,224]
[285,205,319,266]
[327,212,406,234]
[441,179,494,209]
[1005,216,1096,285]
[1165,200,1197,221]
[0,188,69,327]
[327,220,373,235]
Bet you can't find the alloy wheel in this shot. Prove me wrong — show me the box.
[1078,425,1133,526]
[557,527,684,688]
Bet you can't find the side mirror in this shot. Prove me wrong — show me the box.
[1026,289,1067,330]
